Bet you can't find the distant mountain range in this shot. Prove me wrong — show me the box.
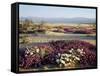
[20,17,96,24]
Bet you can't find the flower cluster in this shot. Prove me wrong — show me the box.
[19,40,96,69]
[55,48,85,68]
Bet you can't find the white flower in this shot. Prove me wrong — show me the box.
[58,53,61,57]
[26,51,29,54]
[75,56,80,61]
[77,49,81,53]
[69,50,72,53]
[61,56,64,60]
[30,52,33,55]
[36,48,40,53]
[56,59,60,63]
[66,58,70,62]
[65,54,71,57]
[69,59,72,62]
[69,48,74,53]
[60,59,66,65]
[77,48,85,55]
[81,49,83,51]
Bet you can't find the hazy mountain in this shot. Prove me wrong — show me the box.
[20,17,95,24]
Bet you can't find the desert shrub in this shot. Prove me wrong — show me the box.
[19,40,96,69]
[43,40,96,68]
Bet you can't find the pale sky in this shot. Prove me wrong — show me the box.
[19,4,96,19]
